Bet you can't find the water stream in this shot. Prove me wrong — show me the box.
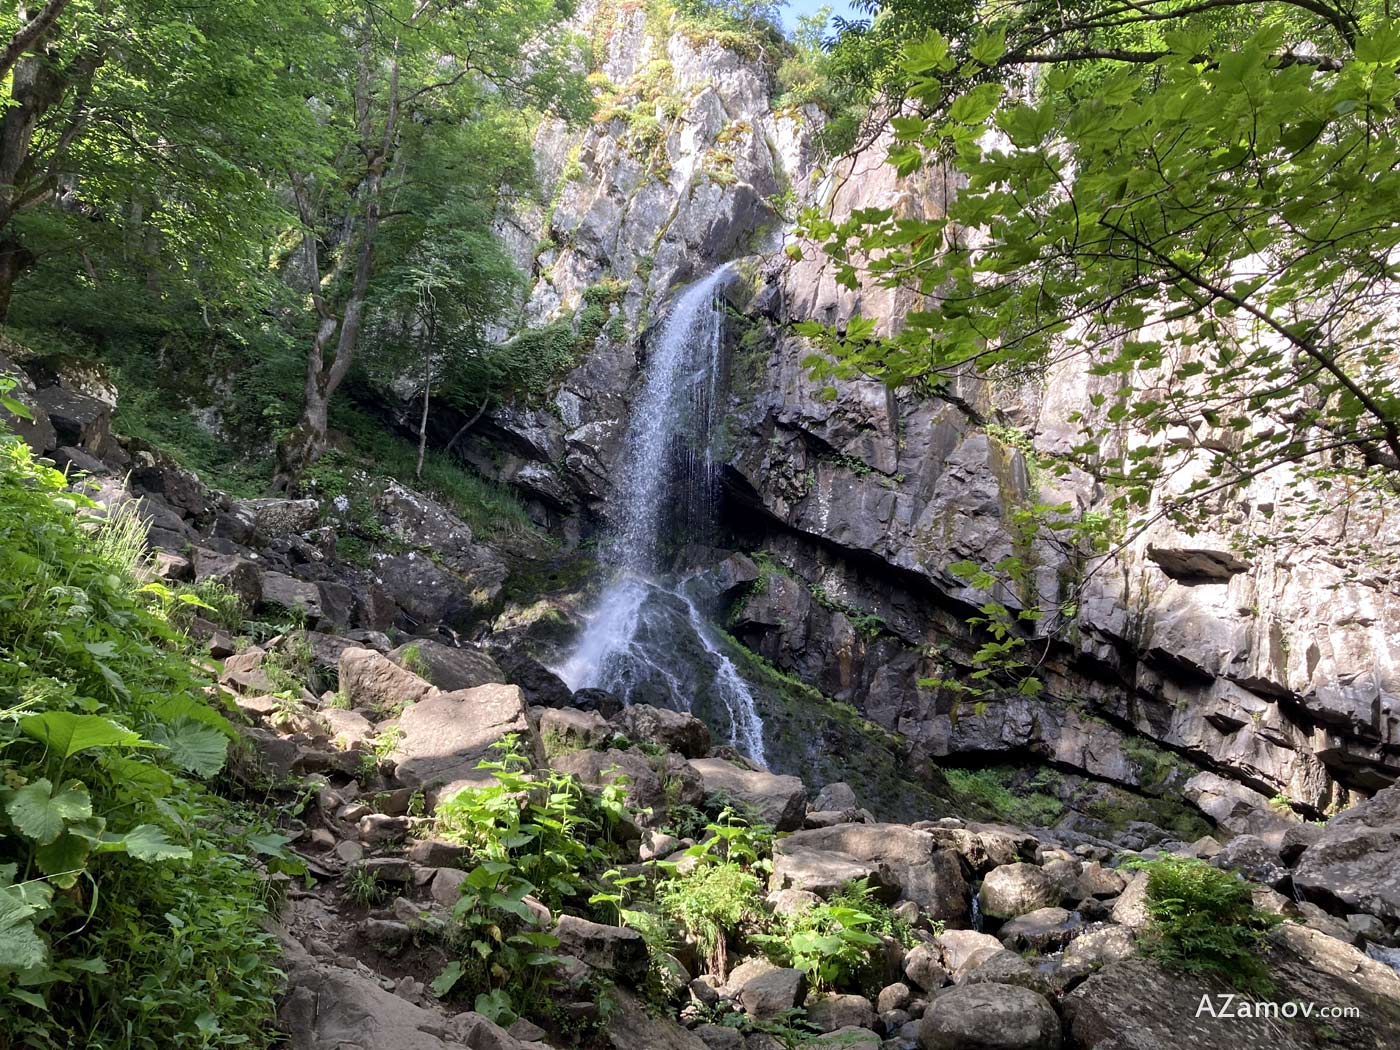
[555,266,768,765]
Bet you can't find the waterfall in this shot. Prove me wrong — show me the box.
[555,266,768,766]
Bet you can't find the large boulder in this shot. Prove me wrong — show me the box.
[1293,781,1400,921]
[389,639,506,692]
[551,747,663,814]
[260,571,324,620]
[0,352,55,454]
[770,847,899,901]
[392,684,538,803]
[34,386,111,456]
[371,552,492,632]
[339,647,439,712]
[775,824,968,920]
[687,757,807,831]
[606,988,710,1050]
[736,966,806,1021]
[981,863,1061,920]
[553,915,647,981]
[612,704,711,758]
[191,548,262,610]
[240,497,320,542]
[919,983,1061,1050]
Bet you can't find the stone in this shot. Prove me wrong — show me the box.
[260,571,324,619]
[393,684,538,804]
[612,703,711,758]
[770,847,899,900]
[958,950,1051,996]
[495,649,574,708]
[877,982,912,1013]
[1294,782,1400,921]
[554,915,647,981]
[774,825,967,919]
[239,497,320,541]
[919,984,1061,1050]
[1109,871,1151,929]
[34,386,111,455]
[736,967,806,1022]
[1074,862,1126,899]
[339,647,439,712]
[1210,833,1290,890]
[1279,822,1324,866]
[390,639,506,692]
[806,994,875,1032]
[192,548,262,610]
[357,814,409,846]
[813,782,859,811]
[572,687,624,717]
[606,988,711,1050]
[810,1029,880,1050]
[0,352,55,454]
[933,930,1004,981]
[687,757,808,831]
[552,747,663,815]
[362,857,412,883]
[371,552,491,632]
[1184,772,1299,838]
[431,868,468,907]
[980,863,1060,920]
[902,943,948,993]
[538,707,612,752]
[920,823,1039,874]
[357,918,412,955]
[1056,924,1137,985]
[997,907,1083,952]
[321,708,375,750]
[694,1025,743,1050]
[408,839,468,869]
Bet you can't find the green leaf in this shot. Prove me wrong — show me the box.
[19,712,150,760]
[113,824,192,862]
[0,887,48,974]
[431,960,464,998]
[148,718,229,777]
[5,780,93,846]
[0,395,32,420]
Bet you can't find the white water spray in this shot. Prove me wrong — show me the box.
[555,266,768,765]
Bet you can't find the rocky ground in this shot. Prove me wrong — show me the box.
[7,352,1398,1050]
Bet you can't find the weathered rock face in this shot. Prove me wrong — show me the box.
[464,1,1400,834]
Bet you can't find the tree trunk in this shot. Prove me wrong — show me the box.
[415,377,430,480]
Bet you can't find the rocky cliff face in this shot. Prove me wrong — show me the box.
[462,7,1399,840]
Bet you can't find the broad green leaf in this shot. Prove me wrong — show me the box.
[431,960,464,997]
[5,780,93,846]
[19,712,150,760]
[111,824,192,862]
[148,718,228,777]
[0,888,47,974]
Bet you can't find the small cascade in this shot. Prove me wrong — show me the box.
[555,266,768,765]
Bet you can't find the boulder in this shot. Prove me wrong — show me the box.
[919,983,1061,1050]
[192,548,262,610]
[321,709,374,750]
[0,352,55,454]
[240,497,320,541]
[770,847,899,901]
[371,552,491,632]
[1109,871,1151,929]
[687,757,807,831]
[612,704,711,758]
[1056,924,1137,985]
[774,824,967,919]
[902,943,948,993]
[1294,782,1400,921]
[34,386,111,455]
[389,639,506,692]
[980,863,1060,920]
[393,684,538,803]
[1184,771,1298,838]
[934,930,1005,981]
[260,571,324,619]
[1210,834,1290,890]
[606,988,710,1050]
[736,967,806,1021]
[495,649,574,708]
[919,822,1039,874]
[552,747,663,815]
[339,647,439,712]
[554,915,647,981]
[538,707,612,753]
[997,907,1083,953]
[813,782,859,811]
[807,995,874,1033]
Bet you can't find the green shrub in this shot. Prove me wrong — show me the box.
[755,879,909,993]
[0,429,280,1048]
[1133,855,1281,995]
[656,861,762,978]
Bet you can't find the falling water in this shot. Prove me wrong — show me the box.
[555,266,768,765]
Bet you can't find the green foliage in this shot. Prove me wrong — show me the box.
[342,863,388,909]
[943,766,1065,828]
[804,4,1400,694]
[656,861,762,976]
[0,431,278,1047]
[755,880,893,992]
[1132,856,1281,995]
